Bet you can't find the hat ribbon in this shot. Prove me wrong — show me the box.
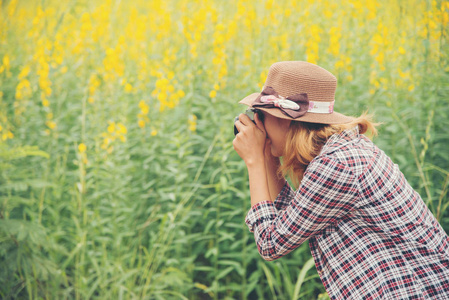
[251,86,309,119]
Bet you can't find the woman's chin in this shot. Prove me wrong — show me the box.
[271,147,282,158]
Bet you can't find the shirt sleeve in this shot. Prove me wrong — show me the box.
[244,156,359,261]
[273,181,295,211]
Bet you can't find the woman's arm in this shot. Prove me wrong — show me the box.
[264,145,286,201]
[245,156,358,261]
[264,139,292,211]
[233,113,287,208]
[246,158,271,207]
[233,113,271,207]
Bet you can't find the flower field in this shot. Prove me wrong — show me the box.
[0,0,448,299]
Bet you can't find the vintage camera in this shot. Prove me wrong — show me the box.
[234,108,264,136]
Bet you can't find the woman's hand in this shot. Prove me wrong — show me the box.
[233,112,266,167]
[234,112,272,207]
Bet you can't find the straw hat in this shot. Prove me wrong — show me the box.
[239,61,354,124]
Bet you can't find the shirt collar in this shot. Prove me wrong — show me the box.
[319,126,360,156]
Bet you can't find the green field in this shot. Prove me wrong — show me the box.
[1,0,448,299]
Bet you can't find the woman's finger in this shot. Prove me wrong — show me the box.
[234,119,244,133]
[238,113,252,126]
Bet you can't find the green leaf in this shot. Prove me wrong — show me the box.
[293,257,316,300]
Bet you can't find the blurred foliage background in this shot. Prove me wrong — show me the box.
[0,0,448,299]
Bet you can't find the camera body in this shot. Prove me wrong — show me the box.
[234,108,264,135]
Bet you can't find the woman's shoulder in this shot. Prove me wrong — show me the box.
[316,126,380,174]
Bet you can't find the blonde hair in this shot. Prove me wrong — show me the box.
[279,112,380,188]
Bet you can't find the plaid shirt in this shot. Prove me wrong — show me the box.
[245,126,449,299]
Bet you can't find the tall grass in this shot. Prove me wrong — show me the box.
[0,0,448,299]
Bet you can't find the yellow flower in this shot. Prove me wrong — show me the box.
[39,96,49,107]
[139,100,149,114]
[124,83,133,93]
[18,65,31,79]
[157,92,167,102]
[372,33,383,45]
[209,90,217,98]
[138,120,145,128]
[46,120,57,129]
[78,143,86,153]
[101,138,110,149]
[107,122,115,133]
[156,78,169,89]
[116,122,127,134]
[188,114,197,132]
[177,90,185,98]
[2,55,10,69]
[15,79,32,100]
[335,60,345,69]
[151,129,157,136]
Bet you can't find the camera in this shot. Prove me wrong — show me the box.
[234,108,264,136]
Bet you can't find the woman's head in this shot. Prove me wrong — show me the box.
[237,61,380,185]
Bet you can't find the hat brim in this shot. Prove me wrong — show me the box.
[239,92,354,125]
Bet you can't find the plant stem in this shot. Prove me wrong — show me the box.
[392,112,433,207]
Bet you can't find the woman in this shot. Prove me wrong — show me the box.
[233,61,449,299]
